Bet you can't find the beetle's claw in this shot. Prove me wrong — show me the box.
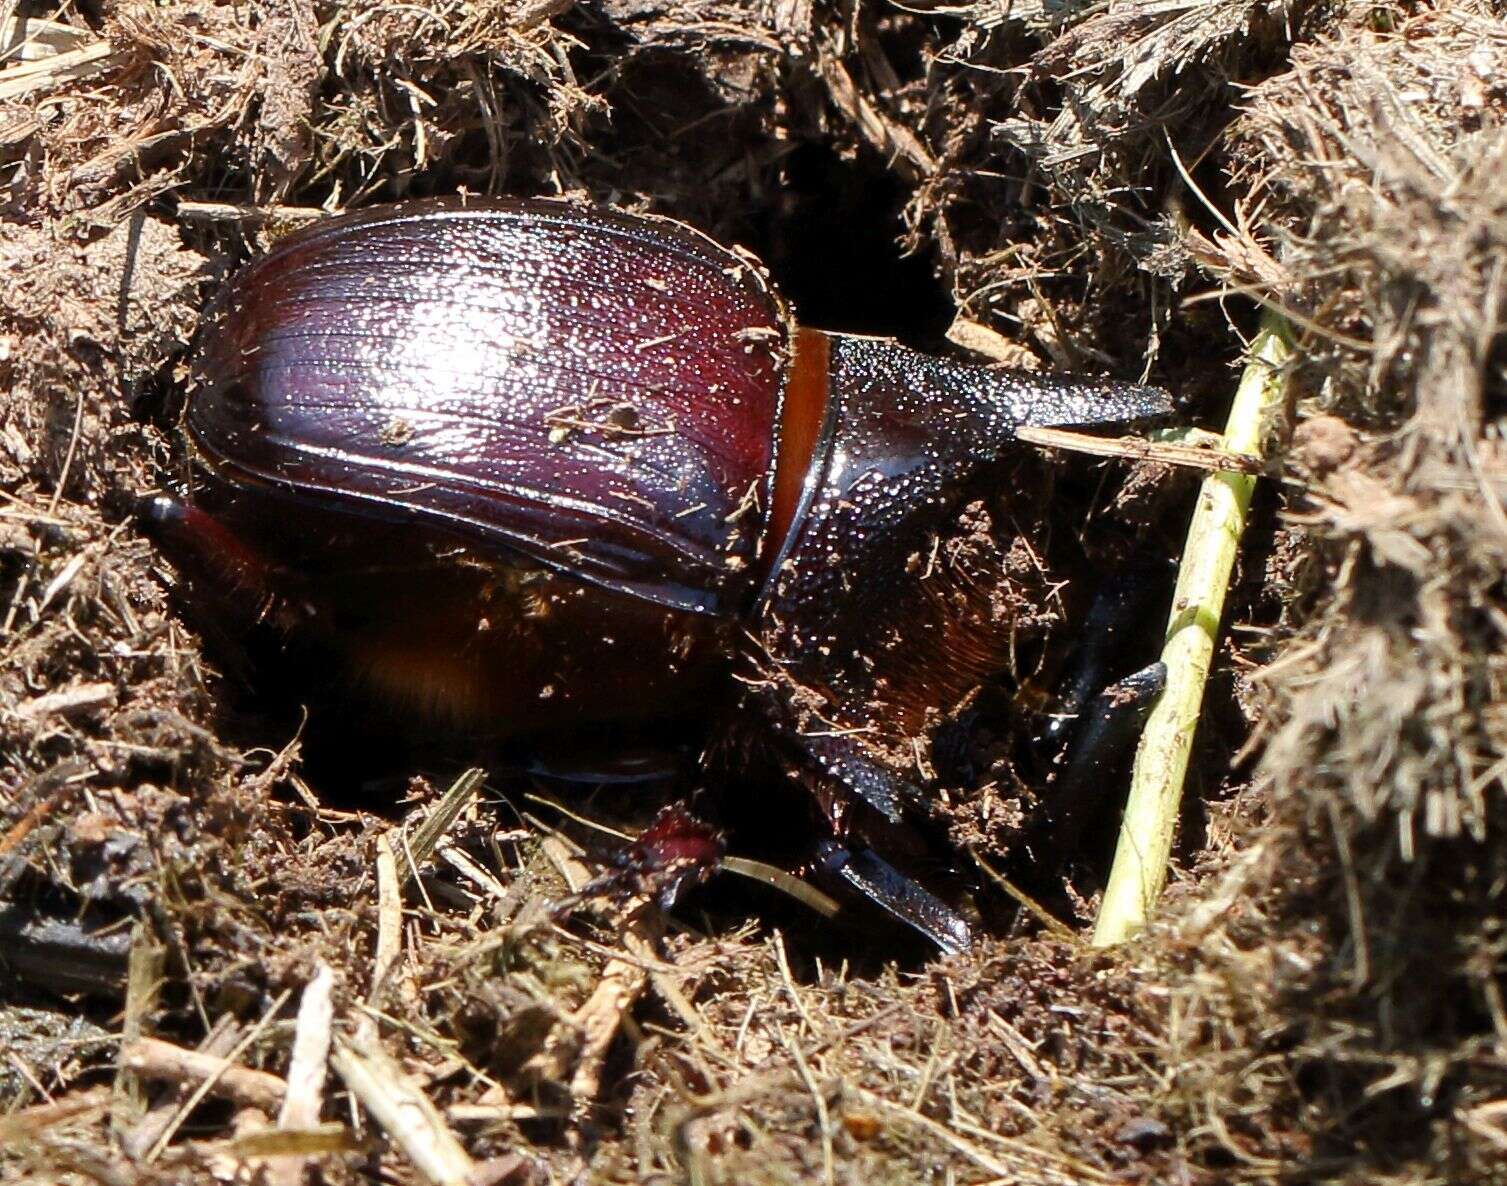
[1062,660,1167,785]
[1045,660,1168,849]
[1035,555,1173,755]
[815,840,972,955]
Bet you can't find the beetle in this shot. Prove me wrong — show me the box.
[143,196,1171,950]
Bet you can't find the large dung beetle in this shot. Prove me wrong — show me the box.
[144,197,1171,950]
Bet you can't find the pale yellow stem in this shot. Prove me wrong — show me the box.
[1091,310,1295,947]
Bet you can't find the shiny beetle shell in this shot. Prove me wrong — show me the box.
[154,196,1172,823]
[188,199,791,616]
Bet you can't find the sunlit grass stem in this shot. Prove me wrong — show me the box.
[1092,310,1296,947]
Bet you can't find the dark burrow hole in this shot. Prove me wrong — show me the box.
[738,141,955,346]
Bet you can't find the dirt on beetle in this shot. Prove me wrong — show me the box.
[2,0,1505,1183]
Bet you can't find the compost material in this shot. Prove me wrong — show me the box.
[2,0,1504,1182]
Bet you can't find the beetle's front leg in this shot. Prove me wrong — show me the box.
[1034,557,1170,755]
[791,741,976,954]
[746,687,976,952]
[795,729,921,823]
[1044,661,1166,851]
[811,839,972,954]
[1028,559,1173,849]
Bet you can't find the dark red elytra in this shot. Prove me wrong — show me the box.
[146,197,1171,940]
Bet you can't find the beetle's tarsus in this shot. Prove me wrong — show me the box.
[815,839,972,955]
[1036,556,1174,754]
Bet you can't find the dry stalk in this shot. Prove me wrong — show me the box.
[848,1086,1111,1185]
[143,991,292,1160]
[0,38,119,101]
[565,931,655,1102]
[178,1123,357,1162]
[1014,424,1269,476]
[331,1034,476,1186]
[269,961,337,1186]
[123,1036,288,1113]
[111,923,166,1136]
[1093,310,1295,946]
[120,1017,243,1160]
[816,56,935,178]
[403,767,487,883]
[0,15,89,62]
[176,200,327,225]
[528,834,658,1104]
[370,832,404,1011]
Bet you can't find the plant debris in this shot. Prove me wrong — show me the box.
[2,0,1504,1182]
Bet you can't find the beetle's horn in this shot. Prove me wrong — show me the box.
[828,335,1174,434]
[985,369,1173,432]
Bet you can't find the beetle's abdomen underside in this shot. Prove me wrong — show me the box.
[188,198,791,616]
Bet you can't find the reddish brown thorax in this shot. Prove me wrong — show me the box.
[764,327,830,588]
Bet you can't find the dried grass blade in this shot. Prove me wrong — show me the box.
[112,922,165,1135]
[269,961,336,1186]
[0,40,118,101]
[0,15,90,62]
[403,767,486,882]
[1015,424,1268,475]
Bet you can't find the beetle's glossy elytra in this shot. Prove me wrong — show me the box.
[189,201,793,616]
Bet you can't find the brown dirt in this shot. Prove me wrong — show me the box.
[2,0,1505,1183]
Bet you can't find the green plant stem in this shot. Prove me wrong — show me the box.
[1091,310,1295,947]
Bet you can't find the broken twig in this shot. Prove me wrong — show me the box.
[331,1035,475,1186]
[123,1036,288,1113]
